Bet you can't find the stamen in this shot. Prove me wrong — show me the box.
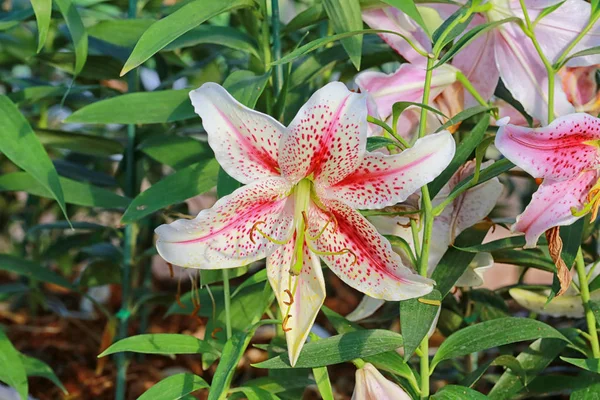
[167,262,174,278]
[305,241,358,266]
[211,327,222,339]
[303,211,338,241]
[176,274,186,309]
[283,289,294,306]
[571,182,600,221]
[249,221,292,245]
[282,314,292,332]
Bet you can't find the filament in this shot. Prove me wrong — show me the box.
[305,240,358,266]
[249,221,292,245]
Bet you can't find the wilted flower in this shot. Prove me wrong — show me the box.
[154,82,456,365]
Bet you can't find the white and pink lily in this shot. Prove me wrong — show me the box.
[154,82,456,365]
[347,160,503,321]
[363,0,600,124]
[353,363,412,400]
[495,113,600,247]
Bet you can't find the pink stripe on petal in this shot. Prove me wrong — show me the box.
[322,131,455,209]
[496,113,600,181]
[155,177,294,269]
[267,238,325,367]
[280,82,368,186]
[189,83,286,184]
[309,200,433,301]
[513,171,597,248]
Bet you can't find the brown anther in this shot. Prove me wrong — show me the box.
[211,327,223,339]
[190,302,200,317]
[588,187,600,221]
[283,289,294,306]
[345,249,358,266]
[282,314,292,332]
[167,262,174,278]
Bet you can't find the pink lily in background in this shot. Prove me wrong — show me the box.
[363,0,600,124]
[348,160,503,321]
[357,63,461,139]
[495,113,600,247]
[154,82,456,365]
[352,363,412,400]
[559,65,600,115]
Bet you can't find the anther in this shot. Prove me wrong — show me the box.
[282,314,292,332]
[283,289,294,306]
[211,327,222,339]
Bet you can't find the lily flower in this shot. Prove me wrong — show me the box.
[495,113,600,248]
[558,65,600,115]
[347,160,503,321]
[510,262,600,317]
[154,82,456,365]
[363,0,600,124]
[353,363,412,400]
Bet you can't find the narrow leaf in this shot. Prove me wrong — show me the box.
[31,0,52,52]
[55,0,88,75]
[381,0,430,37]
[400,289,441,359]
[99,334,217,357]
[138,373,209,400]
[323,0,363,70]
[0,330,27,400]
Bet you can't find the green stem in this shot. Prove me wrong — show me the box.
[367,116,410,149]
[271,0,282,96]
[554,11,600,69]
[419,337,430,399]
[223,269,232,339]
[115,2,138,399]
[455,71,488,107]
[417,57,435,139]
[575,248,600,357]
[518,0,556,122]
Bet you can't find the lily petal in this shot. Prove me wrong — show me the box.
[346,295,385,322]
[512,171,597,248]
[310,200,433,301]
[280,82,368,187]
[494,25,574,124]
[495,113,600,181]
[189,83,286,184]
[527,0,600,67]
[355,63,458,119]
[267,238,325,367]
[322,131,456,209]
[455,252,494,287]
[509,288,587,318]
[155,177,294,268]
[362,7,431,65]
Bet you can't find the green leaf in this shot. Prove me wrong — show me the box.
[254,330,404,369]
[138,373,209,400]
[492,249,555,272]
[366,136,401,152]
[87,19,154,48]
[431,317,567,371]
[456,236,547,253]
[312,365,334,400]
[222,70,270,109]
[231,269,268,297]
[121,0,255,75]
[392,101,446,134]
[429,113,489,197]
[432,6,473,51]
[462,355,526,388]
[0,95,67,219]
[0,172,130,209]
[139,135,213,170]
[533,1,566,25]
[230,387,280,400]
[488,330,577,399]
[321,306,418,390]
[555,45,600,69]
[435,105,491,133]
[400,289,441,359]
[65,90,195,124]
[431,227,489,297]
[217,167,242,198]
[78,260,121,287]
[434,18,519,67]
[8,84,96,105]
[0,254,75,290]
[381,0,430,37]
[22,355,67,394]
[164,25,259,58]
[559,218,584,268]
[562,357,600,374]
[121,159,219,223]
[31,0,52,52]
[431,385,487,399]
[0,8,34,31]
[0,330,27,400]
[445,158,514,202]
[37,129,124,157]
[571,381,600,399]
[323,0,363,70]
[99,334,217,357]
[55,0,88,75]
[208,331,254,400]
